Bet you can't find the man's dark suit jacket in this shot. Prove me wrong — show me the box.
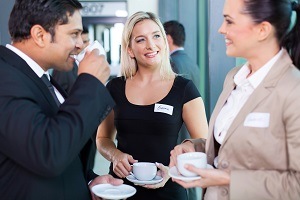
[170,50,200,91]
[0,45,115,200]
[52,64,98,169]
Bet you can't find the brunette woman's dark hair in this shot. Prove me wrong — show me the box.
[242,0,300,68]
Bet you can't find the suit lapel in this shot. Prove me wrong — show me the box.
[0,46,47,91]
[220,84,271,148]
[220,49,293,148]
[206,67,238,163]
[0,46,62,109]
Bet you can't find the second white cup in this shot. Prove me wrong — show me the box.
[177,152,207,177]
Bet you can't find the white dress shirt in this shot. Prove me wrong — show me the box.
[170,47,184,55]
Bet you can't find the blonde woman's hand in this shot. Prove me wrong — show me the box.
[112,151,138,178]
[143,162,170,189]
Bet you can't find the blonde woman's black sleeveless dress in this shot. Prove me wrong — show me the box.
[106,76,201,200]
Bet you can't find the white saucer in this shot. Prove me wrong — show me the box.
[91,184,136,200]
[126,175,163,185]
[169,164,213,182]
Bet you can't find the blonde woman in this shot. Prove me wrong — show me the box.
[96,11,208,199]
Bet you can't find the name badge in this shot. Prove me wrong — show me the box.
[154,103,173,115]
[244,112,270,128]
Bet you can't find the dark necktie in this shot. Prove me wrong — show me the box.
[41,74,61,106]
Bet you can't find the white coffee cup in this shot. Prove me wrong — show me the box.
[132,162,157,181]
[177,152,207,177]
[74,40,106,64]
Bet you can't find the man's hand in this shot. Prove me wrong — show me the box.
[89,174,123,200]
[78,49,110,84]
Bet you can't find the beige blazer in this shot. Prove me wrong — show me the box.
[193,49,300,200]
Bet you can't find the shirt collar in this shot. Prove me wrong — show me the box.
[170,47,184,55]
[6,44,48,78]
[234,48,284,89]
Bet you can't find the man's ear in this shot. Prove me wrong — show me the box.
[30,25,51,47]
[166,34,173,45]
[257,21,273,41]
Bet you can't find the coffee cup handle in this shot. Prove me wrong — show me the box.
[129,171,138,180]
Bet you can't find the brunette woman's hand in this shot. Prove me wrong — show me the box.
[169,141,195,168]
[171,164,230,188]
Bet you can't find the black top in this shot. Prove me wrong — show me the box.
[106,76,200,200]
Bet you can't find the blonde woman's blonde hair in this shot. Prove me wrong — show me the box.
[120,11,175,80]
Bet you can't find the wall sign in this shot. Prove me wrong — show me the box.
[80,2,127,17]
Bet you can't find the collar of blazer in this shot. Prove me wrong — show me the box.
[206,49,293,157]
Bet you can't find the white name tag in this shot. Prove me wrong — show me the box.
[244,112,270,128]
[154,103,173,115]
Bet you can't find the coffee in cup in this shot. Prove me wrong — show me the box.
[177,152,207,177]
[132,162,157,181]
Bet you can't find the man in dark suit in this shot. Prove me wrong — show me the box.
[164,20,201,91]
[164,20,202,200]
[0,0,123,199]
[52,26,90,93]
